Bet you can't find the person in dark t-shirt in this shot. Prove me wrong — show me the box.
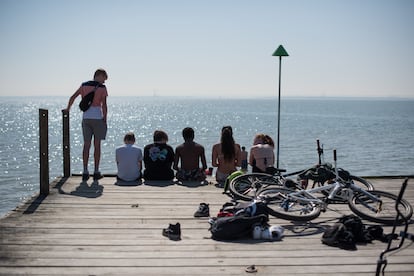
[143,130,175,181]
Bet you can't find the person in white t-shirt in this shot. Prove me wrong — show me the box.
[115,132,143,182]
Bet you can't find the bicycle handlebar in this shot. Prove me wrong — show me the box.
[317,139,323,165]
[376,178,411,276]
[265,167,286,175]
[396,178,408,204]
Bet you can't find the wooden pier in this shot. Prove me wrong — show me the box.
[0,176,413,275]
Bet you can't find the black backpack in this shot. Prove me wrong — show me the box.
[209,214,268,240]
[79,84,99,112]
[321,215,376,250]
[338,215,368,243]
[298,164,336,184]
[79,91,95,111]
[321,222,357,250]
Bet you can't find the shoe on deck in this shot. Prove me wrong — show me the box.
[93,172,104,180]
[162,223,181,241]
[245,265,257,273]
[82,173,89,181]
[194,203,210,217]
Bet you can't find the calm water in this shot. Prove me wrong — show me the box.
[1,96,413,217]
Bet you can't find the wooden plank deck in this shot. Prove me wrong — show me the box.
[1,176,413,275]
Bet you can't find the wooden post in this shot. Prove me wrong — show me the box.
[39,109,49,196]
[62,110,70,177]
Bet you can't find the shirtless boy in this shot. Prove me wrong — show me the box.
[173,127,208,182]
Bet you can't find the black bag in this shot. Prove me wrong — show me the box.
[298,164,336,184]
[209,214,268,240]
[79,84,99,112]
[338,215,368,243]
[220,201,269,218]
[321,223,356,250]
[321,215,376,250]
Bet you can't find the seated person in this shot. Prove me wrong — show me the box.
[241,146,248,171]
[173,127,207,181]
[212,126,241,185]
[143,130,175,181]
[249,133,275,173]
[115,132,143,181]
[115,132,142,181]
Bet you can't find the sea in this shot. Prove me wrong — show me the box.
[1,96,413,217]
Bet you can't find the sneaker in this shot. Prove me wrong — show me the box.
[93,172,104,180]
[162,223,181,241]
[194,203,210,217]
[82,172,89,181]
[208,217,216,225]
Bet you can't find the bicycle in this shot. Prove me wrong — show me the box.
[228,139,374,201]
[255,150,413,225]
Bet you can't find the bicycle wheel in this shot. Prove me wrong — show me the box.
[229,173,281,201]
[349,190,413,225]
[258,187,322,221]
[350,175,374,190]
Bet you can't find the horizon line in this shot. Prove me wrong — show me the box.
[1,95,414,100]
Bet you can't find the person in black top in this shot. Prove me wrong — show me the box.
[143,130,175,181]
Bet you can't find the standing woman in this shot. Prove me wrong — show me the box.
[212,126,241,185]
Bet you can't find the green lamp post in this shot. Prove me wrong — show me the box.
[272,45,289,169]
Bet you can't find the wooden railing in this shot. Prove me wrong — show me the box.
[39,109,71,196]
[39,109,49,195]
[62,110,70,177]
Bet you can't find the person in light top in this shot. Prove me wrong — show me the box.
[116,132,143,182]
[249,133,275,173]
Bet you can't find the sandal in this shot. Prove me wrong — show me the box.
[245,265,257,273]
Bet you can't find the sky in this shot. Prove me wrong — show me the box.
[0,0,413,98]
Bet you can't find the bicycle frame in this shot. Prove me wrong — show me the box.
[280,148,383,212]
[280,178,382,213]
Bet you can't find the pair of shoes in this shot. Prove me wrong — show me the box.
[82,173,89,181]
[194,203,210,217]
[162,223,181,241]
[93,172,104,180]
